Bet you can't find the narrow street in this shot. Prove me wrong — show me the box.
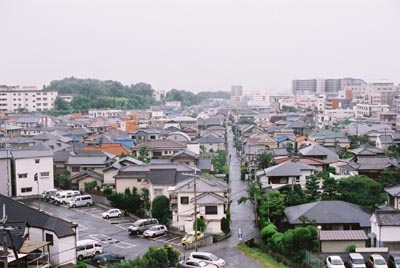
[199,126,261,268]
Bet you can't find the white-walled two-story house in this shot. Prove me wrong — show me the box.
[170,177,228,234]
[10,146,54,197]
[370,210,400,250]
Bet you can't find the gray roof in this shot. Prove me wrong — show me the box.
[286,121,306,129]
[192,192,225,205]
[0,150,12,159]
[104,156,146,171]
[10,147,53,158]
[0,194,76,238]
[284,201,372,227]
[345,156,397,171]
[377,134,394,144]
[54,151,72,162]
[299,143,339,162]
[264,162,317,177]
[16,117,41,123]
[32,133,57,141]
[133,140,186,150]
[350,147,385,156]
[5,136,35,144]
[319,230,368,241]
[67,156,108,165]
[146,169,190,186]
[374,210,400,226]
[71,170,104,182]
[385,185,400,197]
[175,177,228,193]
[196,133,224,144]
[196,158,212,170]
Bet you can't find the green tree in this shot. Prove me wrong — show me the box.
[283,184,306,207]
[151,195,171,224]
[377,169,400,188]
[56,171,70,189]
[256,152,276,170]
[193,217,206,232]
[84,181,97,192]
[321,173,339,200]
[137,145,151,163]
[220,217,230,235]
[338,175,387,208]
[304,174,321,202]
[71,95,91,113]
[259,190,286,226]
[54,97,71,111]
[140,188,151,210]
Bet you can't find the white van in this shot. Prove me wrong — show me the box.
[76,239,103,260]
[69,195,93,208]
[57,190,81,204]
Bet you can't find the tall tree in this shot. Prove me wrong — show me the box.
[304,174,321,202]
[151,195,171,224]
[321,173,339,200]
[256,152,276,170]
[71,95,91,113]
[137,145,151,163]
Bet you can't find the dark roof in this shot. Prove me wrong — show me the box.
[32,133,57,141]
[147,169,178,186]
[385,185,400,197]
[264,162,317,177]
[0,195,76,238]
[284,200,372,227]
[71,170,104,182]
[133,140,186,150]
[374,210,400,226]
[54,151,72,162]
[196,133,224,144]
[196,158,212,170]
[0,221,26,250]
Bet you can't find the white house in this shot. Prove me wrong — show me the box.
[10,147,54,197]
[1,194,77,267]
[258,161,317,190]
[196,133,225,153]
[170,177,228,234]
[370,210,400,251]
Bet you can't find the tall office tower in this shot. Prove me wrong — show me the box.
[230,85,243,107]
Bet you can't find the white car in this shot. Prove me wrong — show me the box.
[143,225,168,238]
[102,209,122,219]
[188,252,225,267]
[326,256,346,268]
[178,259,218,268]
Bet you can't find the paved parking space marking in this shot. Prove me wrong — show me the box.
[88,234,136,249]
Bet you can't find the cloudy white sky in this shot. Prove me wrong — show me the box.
[0,0,399,93]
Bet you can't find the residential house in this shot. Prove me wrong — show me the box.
[376,133,400,151]
[284,200,372,232]
[165,131,192,144]
[170,177,228,234]
[130,129,161,144]
[299,143,339,163]
[10,147,54,197]
[0,194,77,267]
[83,142,131,157]
[113,163,194,200]
[345,123,394,143]
[0,150,12,197]
[385,185,400,210]
[196,133,225,153]
[308,130,350,149]
[370,210,400,250]
[70,170,104,191]
[131,140,187,159]
[65,155,110,177]
[338,147,398,178]
[319,230,368,253]
[258,161,317,190]
[102,157,146,187]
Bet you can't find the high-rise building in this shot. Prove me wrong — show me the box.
[230,85,243,107]
[292,78,365,95]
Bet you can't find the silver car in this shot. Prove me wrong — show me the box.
[143,225,168,238]
[178,259,218,268]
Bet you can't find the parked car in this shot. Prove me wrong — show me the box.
[128,218,159,235]
[143,225,168,238]
[57,190,81,204]
[368,254,388,268]
[326,255,346,268]
[43,189,58,201]
[181,231,204,246]
[41,189,57,199]
[92,252,125,266]
[68,195,93,208]
[388,254,400,268]
[188,252,225,267]
[76,239,103,261]
[178,259,218,268]
[102,209,122,219]
[349,253,367,268]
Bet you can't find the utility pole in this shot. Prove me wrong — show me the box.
[193,171,198,252]
[1,204,8,268]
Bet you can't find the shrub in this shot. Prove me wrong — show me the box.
[193,217,206,232]
[220,217,230,235]
[346,245,356,252]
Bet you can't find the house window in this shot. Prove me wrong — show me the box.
[35,159,40,164]
[205,206,218,215]
[279,178,288,184]
[45,233,53,246]
[180,196,189,205]
[18,173,28,179]
[150,135,156,140]
[72,166,80,172]
[154,189,163,195]
[21,187,32,193]
[137,178,142,182]
[40,172,50,178]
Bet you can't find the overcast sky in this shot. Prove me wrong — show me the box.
[1,0,399,93]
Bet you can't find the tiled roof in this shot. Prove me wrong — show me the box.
[196,133,224,144]
[133,140,186,149]
[374,210,400,226]
[284,201,372,227]
[264,162,317,177]
[67,156,108,165]
[320,230,368,241]
[385,185,400,197]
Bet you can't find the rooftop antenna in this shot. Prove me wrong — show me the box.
[1,204,8,268]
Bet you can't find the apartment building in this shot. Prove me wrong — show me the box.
[230,85,243,107]
[293,78,365,95]
[346,82,399,108]
[354,103,390,121]
[0,86,57,112]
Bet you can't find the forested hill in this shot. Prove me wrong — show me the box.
[44,77,230,111]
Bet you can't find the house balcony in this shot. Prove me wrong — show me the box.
[27,252,50,268]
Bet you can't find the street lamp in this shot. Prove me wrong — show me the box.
[317,225,322,253]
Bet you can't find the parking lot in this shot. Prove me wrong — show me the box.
[23,199,184,262]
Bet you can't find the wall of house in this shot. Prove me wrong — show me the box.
[14,156,54,196]
[78,177,102,192]
[115,178,147,193]
[103,169,117,185]
[378,226,400,242]
[321,240,366,253]
[0,158,12,197]
[149,185,171,201]
[30,227,77,267]
[202,143,224,153]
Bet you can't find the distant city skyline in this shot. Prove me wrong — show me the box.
[1,0,399,93]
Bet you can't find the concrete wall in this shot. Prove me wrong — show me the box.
[0,158,12,197]
[321,240,366,253]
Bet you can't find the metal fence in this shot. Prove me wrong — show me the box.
[305,251,326,268]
